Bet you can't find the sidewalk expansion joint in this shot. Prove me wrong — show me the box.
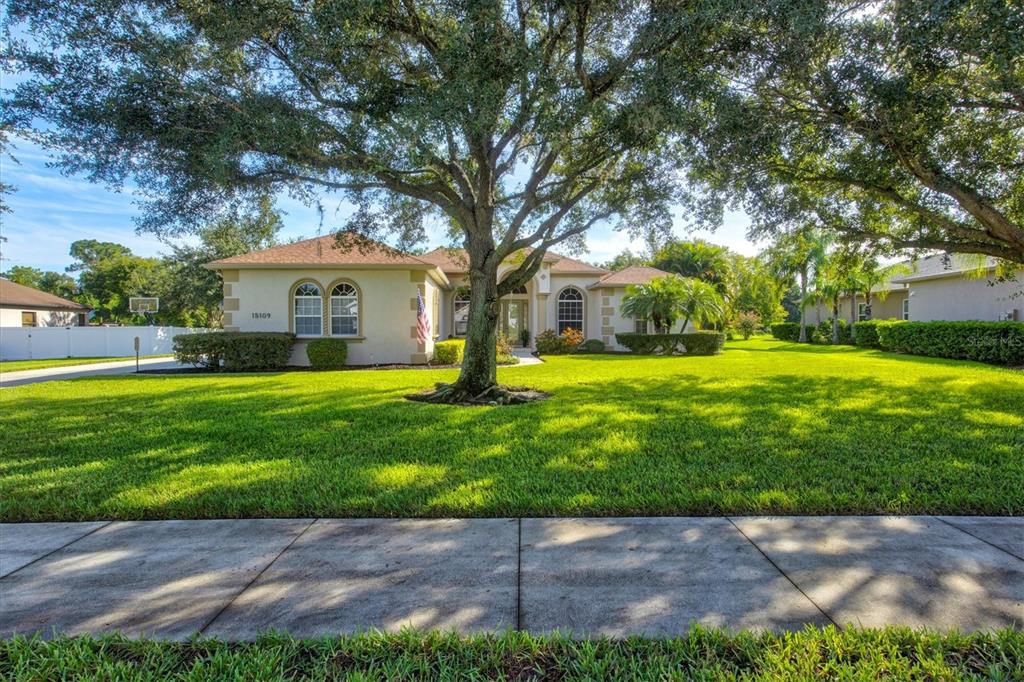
[726,517,837,627]
[197,518,319,635]
[0,520,114,581]
[932,516,1024,563]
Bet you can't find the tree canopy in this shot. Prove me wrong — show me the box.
[3,0,765,398]
[690,0,1024,265]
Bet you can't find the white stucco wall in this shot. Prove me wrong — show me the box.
[906,276,1023,322]
[223,267,441,365]
[0,307,82,327]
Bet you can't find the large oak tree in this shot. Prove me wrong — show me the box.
[691,0,1024,266]
[5,0,755,400]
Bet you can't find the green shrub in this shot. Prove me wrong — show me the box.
[853,319,901,348]
[735,311,760,340]
[496,334,515,357]
[575,338,606,353]
[306,338,348,369]
[770,322,801,342]
[173,333,223,369]
[615,331,725,355]
[534,329,562,354]
[535,328,583,355]
[518,328,531,347]
[820,319,853,345]
[432,339,465,365]
[877,321,1024,365]
[496,353,520,365]
[772,319,854,345]
[173,332,295,371]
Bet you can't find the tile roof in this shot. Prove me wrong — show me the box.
[589,265,674,288]
[207,233,437,268]
[419,247,608,275]
[0,278,91,311]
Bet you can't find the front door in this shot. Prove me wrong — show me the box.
[500,301,526,345]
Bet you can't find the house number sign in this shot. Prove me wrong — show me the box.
[251,312,271,319]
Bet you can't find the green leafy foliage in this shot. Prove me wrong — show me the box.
[535,328,583,355]
[878,321,1024,366]
[770,323,802,342]
[615,332,725,355]
[690,0,1024,263]
[575,339,607,354]
[432,340,465,366]
[173,332,294,371]
[621,276,725,332]
[772,320,853,345]
[306,338,348,369]
[735,311,760,340]
[853,320,903,349]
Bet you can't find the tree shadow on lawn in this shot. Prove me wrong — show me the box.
[1,366,1022,520]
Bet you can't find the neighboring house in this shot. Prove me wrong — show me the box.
[0,278,90,327]
[809,253,1023,324]
[206,234,677,365]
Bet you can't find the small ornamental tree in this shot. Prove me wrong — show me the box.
[4,0,761,403]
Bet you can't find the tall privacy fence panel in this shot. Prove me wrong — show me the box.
[0,326,215,361]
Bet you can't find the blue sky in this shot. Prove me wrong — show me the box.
[1,135,765,273]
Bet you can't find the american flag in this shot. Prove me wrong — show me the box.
[416,291,431,344]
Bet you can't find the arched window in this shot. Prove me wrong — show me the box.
[557,287,584,334]
[293,282,322,336]
[330,282,359,336]
[453,288,471,336]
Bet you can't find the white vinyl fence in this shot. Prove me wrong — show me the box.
[0,326,215,361]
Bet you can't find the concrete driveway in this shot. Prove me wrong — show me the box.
[1,516,1020,639]
[0,357,186,388]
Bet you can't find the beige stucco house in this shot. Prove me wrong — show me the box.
[207,234,676,365]
[0,278,90,327]
[809,253,1023,324]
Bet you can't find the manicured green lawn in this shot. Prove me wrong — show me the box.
[3,628,1021,680]
[0,355,171,372]
[1,338,1022,520]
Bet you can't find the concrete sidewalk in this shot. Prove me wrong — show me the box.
[0,357,184,388]
[1,517,1020,639]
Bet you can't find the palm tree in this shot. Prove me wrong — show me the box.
[766,228,830,342]
[651,239,732,295]
[677,278,726,330]
[620,276,724,332]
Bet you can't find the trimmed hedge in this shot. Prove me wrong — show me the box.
[432,339,465,365]
[575,338,606,353]
[852,319,902,348]
[772,320,853,345]
[615,331,725,356]
[306,338,348,369]
[173,332,295,371]
[877,321,1024,365]
[770,322,802,342]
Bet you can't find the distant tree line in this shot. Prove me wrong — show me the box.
[2,200,280,326]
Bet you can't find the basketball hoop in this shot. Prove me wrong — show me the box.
[129,297,160,314]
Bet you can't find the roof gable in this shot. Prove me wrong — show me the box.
[590,265,674,288]
[419,247,608,276]
[0,278,90,311]
[207,233,437,268]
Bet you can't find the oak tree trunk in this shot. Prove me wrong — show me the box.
[455,267,500,395]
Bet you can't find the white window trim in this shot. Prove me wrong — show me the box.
[293,283,323,338]
[329,283,359,337]
[902,298,910,321]
[556,286,585,334]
